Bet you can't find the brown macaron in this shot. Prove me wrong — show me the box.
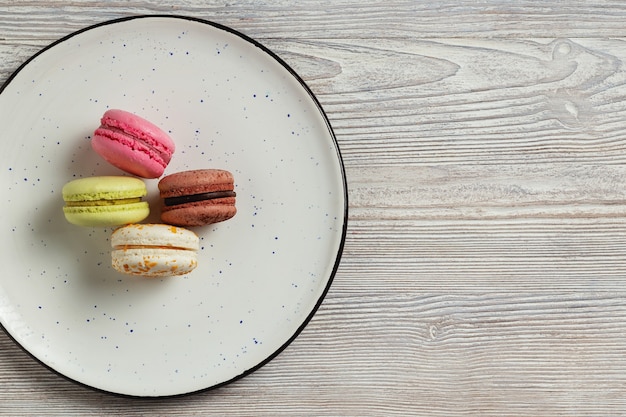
[158,169,237,227]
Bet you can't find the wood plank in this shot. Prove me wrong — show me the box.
[338,220,626,291]
[275,37,626,167]
[3,1,626,40]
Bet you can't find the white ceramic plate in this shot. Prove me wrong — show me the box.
[0,15,346,397]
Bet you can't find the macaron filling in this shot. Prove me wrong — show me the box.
[114,244,194,251]
[65,197,143,206]
[163,190,236,207]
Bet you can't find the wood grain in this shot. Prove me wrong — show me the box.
[3,1,626,416]
[4,1,626,39]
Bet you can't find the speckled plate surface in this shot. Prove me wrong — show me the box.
[0,15,347,397]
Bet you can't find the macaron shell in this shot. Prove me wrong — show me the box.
[111,248,197,277]
[111,223,200,250]
[62,176,147,202]
[63,202,150,227]
[158,169,235,197]
[91,136,169,179]
[161,202,237,227]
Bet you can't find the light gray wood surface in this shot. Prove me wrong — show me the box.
[3,1,626,415]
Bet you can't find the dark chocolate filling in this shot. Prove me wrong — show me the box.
[164,190,236,206]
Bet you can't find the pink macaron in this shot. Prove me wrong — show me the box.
[91,109,175,179]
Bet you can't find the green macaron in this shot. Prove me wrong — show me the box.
[62,176,149,227]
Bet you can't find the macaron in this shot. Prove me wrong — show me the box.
[62,176,149,227]
[158,169,237,227]
[111,224,199,277]
[91,109,175,178]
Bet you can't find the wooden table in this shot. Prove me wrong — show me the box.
[3,2,626,415]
